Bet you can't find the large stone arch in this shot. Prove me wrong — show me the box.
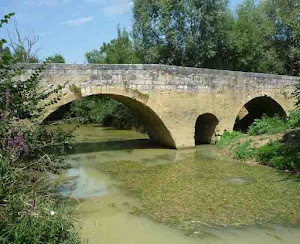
[233,95,287,132]
[42,86,176,148]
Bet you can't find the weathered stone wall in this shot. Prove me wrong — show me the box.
[20,64,299,149]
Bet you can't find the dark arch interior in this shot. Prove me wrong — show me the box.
[195,113,219,145]
[43,94,176,148]
[234,96,286,132]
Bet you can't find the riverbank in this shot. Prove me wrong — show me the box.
[216,129,300,173]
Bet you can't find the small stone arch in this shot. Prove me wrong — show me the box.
[42,88,176,148]
[234,95,287,132]
[195,113,219,145]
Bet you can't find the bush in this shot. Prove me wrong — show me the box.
[288,110,300,128]
[0,14,80,244]
[67,96,144,131]
[248,115,289,135]
[216,131,243,147]
[235,140,256,160]
[256,142,300,170]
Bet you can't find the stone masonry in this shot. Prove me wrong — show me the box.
[19,64,298,149]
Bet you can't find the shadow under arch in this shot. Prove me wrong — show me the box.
[195,113,219,145]
[43,93,176,149]
[234,95,287,132]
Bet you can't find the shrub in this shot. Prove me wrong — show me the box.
[288,110,300,128]
[248,115,289,135]
[216,131,243,147]
[68,96,144,131]
[0,14,80,244]
[256,142,300,170]
[235,140,256,160]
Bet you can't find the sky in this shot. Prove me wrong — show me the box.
[0,0,243,63]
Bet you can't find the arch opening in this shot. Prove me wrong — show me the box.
[43,94,176,149]
[195,113,219,145]
[234,96,286,133]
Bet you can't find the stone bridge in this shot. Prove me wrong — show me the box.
[21,64,298,149]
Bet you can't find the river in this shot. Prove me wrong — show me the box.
[53,124,300,244]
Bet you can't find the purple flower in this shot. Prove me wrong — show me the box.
[14,132,25,147]
[6,89,11,105]
[8,137,13,147]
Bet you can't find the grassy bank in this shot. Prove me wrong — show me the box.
[217,112,300,172]
[98,149,300,230]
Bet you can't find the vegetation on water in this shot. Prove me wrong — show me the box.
[0,14,80,243]
[99,151,300,228]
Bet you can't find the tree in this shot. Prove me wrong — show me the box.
[227,0,284,73]
[47,54,65,63]
[0,45,12,65]
[86,27,141,64]
[85,49,105,64]
[7,22,40,63]
[132,0,230,68]
[262,0,300,76]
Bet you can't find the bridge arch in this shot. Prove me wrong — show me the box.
[42,86,176,148]
[195,113,219,145]
[233,95,287,132]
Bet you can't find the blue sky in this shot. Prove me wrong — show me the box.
[0,0,243,63]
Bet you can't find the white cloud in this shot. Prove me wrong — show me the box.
[25,0,70,7]
[103,0,133,15]
[63,17,93,26]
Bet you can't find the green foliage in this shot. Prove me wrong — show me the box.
[12,46,39,63]
[85,49,105,64]
[129,0,299,75]
[86,27,141,64]
[0,14,80,244]
[248,115,289,135]
[235,140,255,160]
[256,142,300,170]
[84,27,143,130]
[0,13,14,65]
[227,0,284,73]
[262,0,300,76]
[132,0,229,67]
[47,54,65,63]
[67,96,143,130]
[295,80,300,108]
[216,131,243,147]
[247,112,300,136]
[288,110,300,128]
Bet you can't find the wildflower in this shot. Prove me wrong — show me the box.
[7,137,13,147]
[14,132,25,147]
[6,89,11,105]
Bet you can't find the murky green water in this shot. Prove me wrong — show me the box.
[54,124,300,244]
